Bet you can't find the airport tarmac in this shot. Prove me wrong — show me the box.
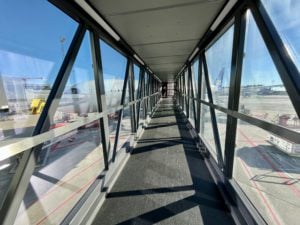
[0,111,133,224]
[234,124,300,225]
[198,94,300,225]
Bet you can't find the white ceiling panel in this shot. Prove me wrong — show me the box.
[89,0,222,16]
[87,0,226,80]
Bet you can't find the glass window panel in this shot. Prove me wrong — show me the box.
[139,101,145,128]
[189,98,195,127]
[261,0,300,72]
[205,25,234,108]
[201,67,209,102]
[15,32,103,224]
[185,70,189,96]
[15,121,103,225]
[215,110,227,159]
[191,58,199,97]
[200,104,217,160]
[0,155,19,208]
[124,75,130,105]
[233,120,300,225]
[183,97,187,115]
[0,1,77,141]
[239,12,299,133]
[100,40,127,109]
[144,72,148,97]
[52,33,97,126]
[133,64,140,100]
[108,111,119,154]
[118,107,131,151]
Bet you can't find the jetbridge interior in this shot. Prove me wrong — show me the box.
[0,0,300,225]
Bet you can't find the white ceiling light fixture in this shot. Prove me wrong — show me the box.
[0,163,10,170]
[211,0,237,31]
[148,68,153,74]
[74,0,120,41]
[154,75,161,81]
[189,47,199,62]
[133,54,145,65]
[178,65,186,75]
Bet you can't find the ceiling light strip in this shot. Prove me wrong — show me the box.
[75,0,120,41]
[133,54,145,65]
[189,47,199,61]
[210,0,237,31]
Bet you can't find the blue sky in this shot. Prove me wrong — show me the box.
[0,0,129,90]
[0,0,299,91]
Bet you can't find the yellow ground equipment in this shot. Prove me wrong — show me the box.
[31,99,45,114]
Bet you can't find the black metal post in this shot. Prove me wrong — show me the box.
[112,59,131,161]
[203,53,224,168]
[196,53,203,133]
[224,11,246,178]
[90,31,110,170]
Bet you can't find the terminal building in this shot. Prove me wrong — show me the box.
[0,0,299,224]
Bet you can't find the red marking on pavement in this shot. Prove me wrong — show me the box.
[35,176,97,225]
[238,129,300,198]
[38,158,101,199]
[51,140,86,151]
[22,157,102,213]
[50,142,61,152]
[238,158,282,225]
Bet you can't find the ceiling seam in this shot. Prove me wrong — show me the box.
[102,0,224,17]
[131,38,199,47]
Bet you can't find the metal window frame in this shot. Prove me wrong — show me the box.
[112,58,131,162]
[223,10,246,178]
[90,30,110,170]
[129,61,137,133]
[188,65,197,124]
[196,54,203,133]
[202,53,224,168]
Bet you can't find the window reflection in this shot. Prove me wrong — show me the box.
[200,104,217,160]
[205,25,234,108]
[191,58,199,97]
[233,120,300,225]
[261,0,300,72]
[133,64,140,100]
[0,0,78,215]
[239,12,299,133]
[0,1,77,141]
[118,107,131,151]
[100,40,127,109]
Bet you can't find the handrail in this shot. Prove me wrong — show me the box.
[0,92,161,161]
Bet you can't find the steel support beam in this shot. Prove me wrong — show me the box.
[196,54,203,133]
[112,59,131,162]
[90,30,110,170]
[250,0,300,118]
[224,11,246,178]
[203,53,224,168]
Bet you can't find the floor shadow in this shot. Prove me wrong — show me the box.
[117,194,224,225]
[145,122,178,130]
[113,98,234,225]
[107,185,195,198]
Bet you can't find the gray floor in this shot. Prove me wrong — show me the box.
[92,98,235,225]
